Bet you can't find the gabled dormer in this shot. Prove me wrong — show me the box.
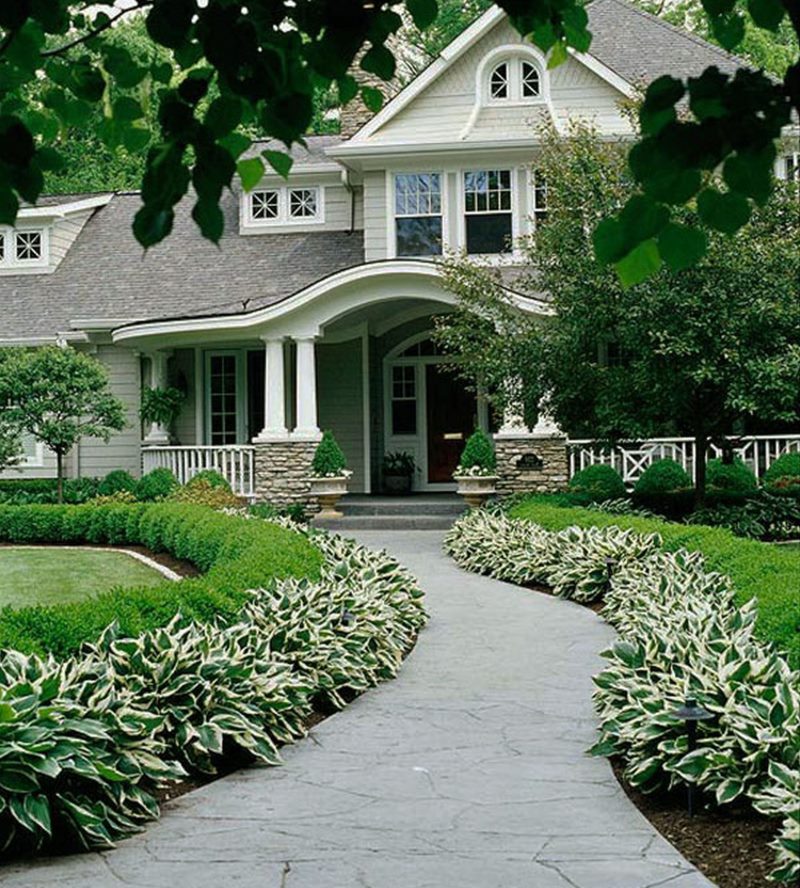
[0,194,112,277]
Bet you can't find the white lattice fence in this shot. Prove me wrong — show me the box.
[568,435,800,486]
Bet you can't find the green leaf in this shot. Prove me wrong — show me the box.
[122,126,151,153]
[23,794,51,836]
[337,75,359,106]
[192,198,224,244]
[133,204,174,248]
[547,42,568,69]
[219,132,251,160]
[593,218,629,265]
[711,12,746,50]
[406,0,438,30]
[747,0,785,30]
[616,239,662,288]
[0,768,40,793]
[696,187,752,233]
[261,150,293,179]
[640,76,685,136]
[112,97,143,122]
[361,86,384,113]
[70,63,106,103]
[722,148,774,204]
[206,96,242,138]
[0,702,16,722]
[146,0,195,50]
[361,45,395,81]
[658,223,708,271]
[237,157,264,192]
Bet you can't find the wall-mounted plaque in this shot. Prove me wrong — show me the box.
[517,452,544,470]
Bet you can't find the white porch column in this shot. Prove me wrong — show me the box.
[292,336,322,441]
[143,350,172,445]
[254,337,289,441]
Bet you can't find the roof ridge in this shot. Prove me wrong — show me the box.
[591,0,748,71]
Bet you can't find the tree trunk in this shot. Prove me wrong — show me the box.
[56,450,64,505]
[694,432,708,508]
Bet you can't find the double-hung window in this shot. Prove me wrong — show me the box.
[783,152,799,182]
[463,169,513,254]
[532,171,547,228]
[394,173,442,257]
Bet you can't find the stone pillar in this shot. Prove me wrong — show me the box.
[253,440,318,511]
[254,338,288,442]
[292,337,322,441]
[142,350,172,445]
[494,398,569,495]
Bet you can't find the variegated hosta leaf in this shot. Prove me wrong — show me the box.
[445,509,799,884]
[0,522,427,856]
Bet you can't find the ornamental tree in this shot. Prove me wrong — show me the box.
[436,121,800,503]
[0,413,22,474]
[0,0,795,271]
[0,347,126,502]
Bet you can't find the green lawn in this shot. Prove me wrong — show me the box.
[0,547,166,610]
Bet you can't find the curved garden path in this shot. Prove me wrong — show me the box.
[3,531,714,888]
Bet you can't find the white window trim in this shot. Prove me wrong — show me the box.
[386,170,447,260]
[243,185,325,228]
[776,150,799,182]
[0,225,50,271]
[389,171,446,260]
[18,438,45,468]
[479,46,548,108]
[458,166,520,260]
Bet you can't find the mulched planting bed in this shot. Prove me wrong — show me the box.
[522,582,779,888]
[612,760,780,888]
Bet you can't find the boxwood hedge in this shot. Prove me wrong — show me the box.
[508,495,800,665]
[0,503,322,656]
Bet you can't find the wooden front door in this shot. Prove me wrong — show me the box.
[426,365,477,483]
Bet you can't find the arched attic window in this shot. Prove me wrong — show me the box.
[485,55,545,104]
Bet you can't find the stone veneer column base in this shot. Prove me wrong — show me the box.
[494,435,569,496]
[253,440,318,513]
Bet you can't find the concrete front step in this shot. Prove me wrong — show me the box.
[343,498,465,517]
[314,514,458,531]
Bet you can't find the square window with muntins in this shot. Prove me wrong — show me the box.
[15,231,43,261]
[289,188,318,218]
[395,173,443,257]
[251,190,279,220]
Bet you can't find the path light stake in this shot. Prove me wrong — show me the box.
[604,556,614,582]
[341,609,355,628]
[673,697,713,816]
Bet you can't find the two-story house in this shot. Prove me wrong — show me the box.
[1,0,797,501]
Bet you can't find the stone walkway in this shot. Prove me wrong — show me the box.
[3,531,714,888]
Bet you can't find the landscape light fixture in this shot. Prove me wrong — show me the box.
[673,696,713,816]
[604,556,615,581]
[341,609,355,628]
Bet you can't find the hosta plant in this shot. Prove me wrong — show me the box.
[444,509,800,883]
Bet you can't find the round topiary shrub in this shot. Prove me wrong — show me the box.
[187,469,232,492]
[311,431,348,477]
[568,464,625,503]
[136,467,178,502]
[634,458,692,495]
[98,469,137,497]
[631,458,693,518]
[706,457,757,503]
[763,452,800,497]
[456,429,497,475]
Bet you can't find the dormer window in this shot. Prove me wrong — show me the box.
[490,63,509,100]
[0,227,48,270]
[484,54,545,104]
[16,230,43,261]
[521,61,541,98]
[246,186,323,226]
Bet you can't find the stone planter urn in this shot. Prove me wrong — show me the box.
[454,474,498,509]
[309,475,350,518]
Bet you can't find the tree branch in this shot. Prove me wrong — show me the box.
[41,0,154,58]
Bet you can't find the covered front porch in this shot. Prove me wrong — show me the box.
[116,261,547,502]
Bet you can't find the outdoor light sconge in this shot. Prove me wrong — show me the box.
[341,609,355,628]
[673,696,713,816]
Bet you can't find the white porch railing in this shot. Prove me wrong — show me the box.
[142,445,256,498]
[567,435,800,486]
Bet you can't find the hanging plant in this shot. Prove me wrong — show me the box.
[140,387,185,428]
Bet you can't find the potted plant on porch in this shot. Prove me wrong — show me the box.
[382,450,416,495]
[309,430,352,518]
[453,429,498,508]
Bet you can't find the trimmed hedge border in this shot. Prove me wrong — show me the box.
[0,505,427,855]
[444,507,800,884]
[508,496,799,664]
[0,503,323,656]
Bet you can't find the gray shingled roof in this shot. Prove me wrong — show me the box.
[242,134,344,167]
[0,185,364,340]
[587,0,742,84]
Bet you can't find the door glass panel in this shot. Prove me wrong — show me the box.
[209,354,239,445]
[391,365,417,435]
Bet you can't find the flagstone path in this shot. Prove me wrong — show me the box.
[2,531,714,888]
